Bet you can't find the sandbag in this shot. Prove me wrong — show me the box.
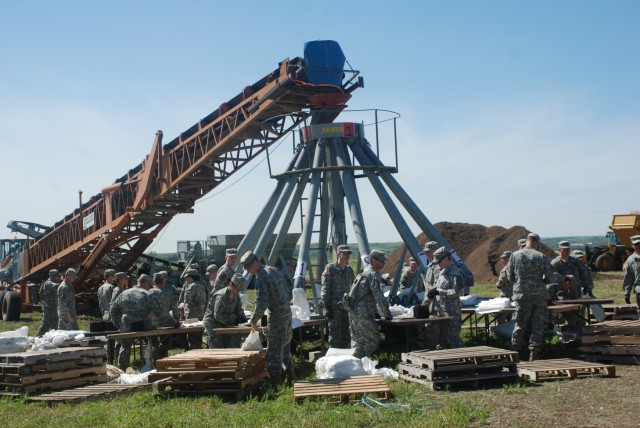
[241,330,264,351]
[315,355,367,379]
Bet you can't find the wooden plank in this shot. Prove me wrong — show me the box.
[579,345,640,356]
[399,371,517,390]
[398,362,516,381]
[156,371,268,393]
[401,346,518,371]
[18,375,109,393]
[516,358,615,382]
[0,357,105,375]
[2,366,107,386]
[28,384,151,405]
[294,376,391,404]
[581,335,640,345]
[0,347,106,366]
[149,362,266,383]
[155,349,265,370]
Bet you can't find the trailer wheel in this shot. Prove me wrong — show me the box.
[2,291,21,321]
[595,253,615,272]
[0,291,6,312]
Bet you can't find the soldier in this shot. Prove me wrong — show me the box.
[425,247,465,348]
[518,239,526,250]
[213,248,238,293]
[507,232,556,361]
[205,263,218,302]
[97,269,116,321]
[36,269,61,336]
[399,257,425,293]
[148,271,180,360]
[180,269,206,349]
[203,273,247,348]
[551,240,594,296]
[111,272,130,302]
[623,235,640,308]
[496,251,514,299]
[321,245,356,348]
[244,251,294,385]
[423,241,440,290]
[57,268,79,330]
[348,249,393,358]
[110,274,173,370]
[280,258,296,290]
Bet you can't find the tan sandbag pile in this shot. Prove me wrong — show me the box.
[384,222,557,282]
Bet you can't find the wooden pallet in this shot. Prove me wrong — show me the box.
[294,375,391,404]
[1,366,107,386]
[156,370,268,394]
[0,347,106,365]
[579,345,640,356]
[401,346,519,371]
[28,383,151,405]
[597,304,639,320]
[399,362,516,381]
[399,371,517,390]
[0,357,105,376]
[149,361,266,383]
[584,354,640,365]
[582,320,640,336]
[581,334,640,345]
[155,349,265,370]
[516,358,615,382]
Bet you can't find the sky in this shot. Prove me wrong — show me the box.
[0,1,638,254]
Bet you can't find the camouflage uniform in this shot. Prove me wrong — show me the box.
[421,262,442,347]
[37,278,59,336]
[57,280,78,330]
[623,252,640,307]
[280,266,295,291]
[110,286,173,369]
[425,263,441,291]
[321,262,355,348]
[433,264,465,348]
[203,287,246,348]
[249,266,293,383]
[496,265,513,298]
[97,280,115,321]
[213,264,235,293]
[508,245,555,352]
[148,284,180,360]
[399,267,425,293]
[348,265,392,358]
[184,280,206,349]
[551,255,594,295]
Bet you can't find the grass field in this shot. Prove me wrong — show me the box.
[0,273,636,427]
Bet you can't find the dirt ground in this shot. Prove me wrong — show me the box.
[462,364,640,427]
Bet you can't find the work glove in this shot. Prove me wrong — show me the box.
[427,288,439,299]
[385,315,393,321]
[625,294,631,304]
[238,313,248,324]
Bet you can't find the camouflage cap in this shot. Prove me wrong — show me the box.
[337,245,352,254]
[138,274,152,283]
[152,272,164,281]
[287,257,297,266]
[189,263,199,269]
[114,272,128,280]
[518,239,526,248]
[240,251,257,268]
[500,250,512,258]
[432,247,451,264]
[527,232,540,241]
[185,268,199,278]
[369,249,387,262]
[226,248,238,256]
[631,235,640,245]
[424,241,439,252]
[206,264,219,273]
[104,268,116,277]
[49,269,60,278]
[230,273,244,288]
[65,268,77,277]
[558,240,571,249]
[409,257,415,262]
[158,270,168,278]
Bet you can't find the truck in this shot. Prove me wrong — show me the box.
[581,214,639,272]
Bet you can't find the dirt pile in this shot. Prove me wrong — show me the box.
[384,222,557,282]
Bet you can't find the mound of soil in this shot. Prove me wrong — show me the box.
[384,222,557,282]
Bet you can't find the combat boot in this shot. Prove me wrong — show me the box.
[529,349,539,361]
[285,366,295,386]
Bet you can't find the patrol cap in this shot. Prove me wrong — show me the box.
[432,247,451,264]
[158,270,168,278]
[104,268,116,277]
[153,272,164,281]
[49,269,60,278]
[337,245,352,254]
[424,241,439,252]
[287,257,297,266]
[206,264,219,273]
[518,239,526,248]
[240,251,258,268]
[138,274,152,283]
[409,257,415,262]
[500,251,512,259]
[369,249,387,262]
[189,263,199,270]
[185,268,199,278]
[115,272,128,280]
[527,232,540,241]
[631,235,640,245]
[226,248,238,256]
[558,240,571,249]
[230,273,245,288]
[65,268,77,277]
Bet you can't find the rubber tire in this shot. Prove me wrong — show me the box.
[0,291,6,314]
[595,253,615,272]
[2,291,21,321]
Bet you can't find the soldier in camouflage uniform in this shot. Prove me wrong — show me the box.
[551,240,594,296]
[203,274,247,348]
[507,233,556,361]
[244,251,294,385]
[518,239,526,250]
[425,247,465,348]
[205,263,218,302]
[37,269,61,336]
[496,251,514,298]
[57,268,79,330]
[280,258,296,291]
[111,272,130,302]
[348,249,392,359]
[182,269,206,349]
[110,274,173,369]
[149,271,180,360]
[321,245,355,348]
[423,241,440,290]
[213,248,238,293]
[399,257,425,293]
[97,269,116,321]
[623,235,640,308]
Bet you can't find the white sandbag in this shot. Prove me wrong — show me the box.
[361,356,399,379]
[315,355,367,379]
[476,297,511,314]
[241,330,264,351]
[290,305,302,318]
[0,326,28,338]
[325,347,356,356]
[292,288,311,319]
[140,342,154,373]
[118,369,155,384]
[106,364,125,381]
[0,336,31,354]
[291,317,303,329]
[389,305,407,317]
[460,294,482,307]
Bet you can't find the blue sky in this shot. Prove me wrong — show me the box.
[1,1,638,253]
